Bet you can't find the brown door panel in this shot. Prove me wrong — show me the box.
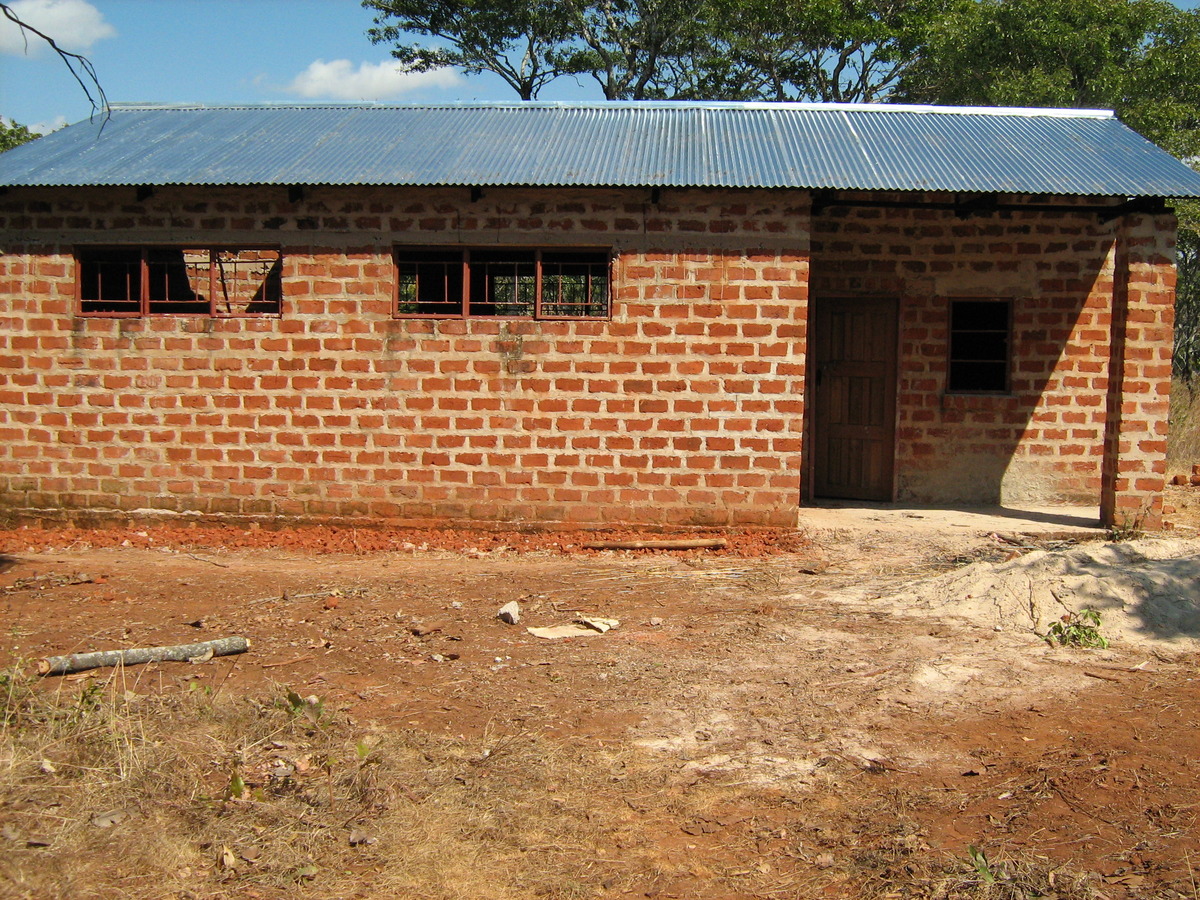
[812,298,898,501]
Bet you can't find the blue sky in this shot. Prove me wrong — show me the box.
[3,0,1200,132]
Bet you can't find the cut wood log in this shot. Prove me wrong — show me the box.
[37,636,250,676]
[582,538,727,551]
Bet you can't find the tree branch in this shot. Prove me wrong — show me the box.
[1,2,108,126]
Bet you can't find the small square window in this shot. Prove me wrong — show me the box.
[947,299,1011,393]
[540,251,610,318]
[396,248,464,316]
[79,248,142,315]
[468,249,537,316]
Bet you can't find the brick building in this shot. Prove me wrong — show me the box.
[2,102,1200,528]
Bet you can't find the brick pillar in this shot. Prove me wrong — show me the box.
[1100,212,1176,529]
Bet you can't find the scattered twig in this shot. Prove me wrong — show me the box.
[250,591,333,605]
[187,553,230,568]
[38,636,250,676]
[210,654,241,700]
[1083,670,1123,683]
[582,539,727,551]
[261,655,314,670]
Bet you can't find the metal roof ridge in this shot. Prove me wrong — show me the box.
[103,100,1115,118]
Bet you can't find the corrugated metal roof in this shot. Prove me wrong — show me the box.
[2,101,1200,197]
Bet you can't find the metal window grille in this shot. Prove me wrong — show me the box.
[77,247,282,317]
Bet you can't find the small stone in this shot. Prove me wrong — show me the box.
[497,601,521,625]
[451,601,463,609]
[649,616,663,627]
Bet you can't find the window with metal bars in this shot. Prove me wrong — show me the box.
[77,247,282,317]
[394,247,610,319]
[947,299,1012,393]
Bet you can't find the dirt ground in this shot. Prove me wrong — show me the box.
[2,500,1200,899]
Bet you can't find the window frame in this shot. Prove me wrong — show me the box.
[392,246,612,321]
[76,245,284,318]
[946,297,1013,395]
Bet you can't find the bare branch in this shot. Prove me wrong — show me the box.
[1,1,109,125]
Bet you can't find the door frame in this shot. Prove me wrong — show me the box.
[804,294,902,503]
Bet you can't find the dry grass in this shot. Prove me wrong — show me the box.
[0,668,678,900]
[1169,376,1200,476]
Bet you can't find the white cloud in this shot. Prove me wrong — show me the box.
[287,59,460,101]
[28,114,68,133]
[0,0,115,56]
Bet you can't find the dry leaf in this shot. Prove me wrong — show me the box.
[90,809,128,828]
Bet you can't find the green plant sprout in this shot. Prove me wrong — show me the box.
[1045,608,1109,649]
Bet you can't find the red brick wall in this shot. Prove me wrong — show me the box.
[811,196,1161,509]
[0,186,1175,526]
[0,186,810,526]
[1100,213,1176,529]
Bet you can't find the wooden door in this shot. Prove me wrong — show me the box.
[811,297,898,501]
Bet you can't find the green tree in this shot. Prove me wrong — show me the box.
[363,0,952,102]
[700,0,948,102]
[554,0,707,99]
[899,0,1200,156]
[364,0,577,100]
[0,117,38,152]
[1174,204,1200,383]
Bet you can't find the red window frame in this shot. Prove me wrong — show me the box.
[393,246,612,320]
[76,246,283,318]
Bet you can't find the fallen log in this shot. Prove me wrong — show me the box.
[582,538,727,551]
[37,636,251,676]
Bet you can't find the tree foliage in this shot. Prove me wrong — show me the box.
[364,0,576,100]
[0,117,38,152]
[700,0,947,102]
[363,0,948,101]
[1175,203,1200,382]
[555,0,705,99]
[899,0,1200,157]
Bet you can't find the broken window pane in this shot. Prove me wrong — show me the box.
[147,248,209,315]
[212,249,282,316]
[78,246,283,317]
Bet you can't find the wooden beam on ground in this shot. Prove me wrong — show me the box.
[37,636,250,676]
